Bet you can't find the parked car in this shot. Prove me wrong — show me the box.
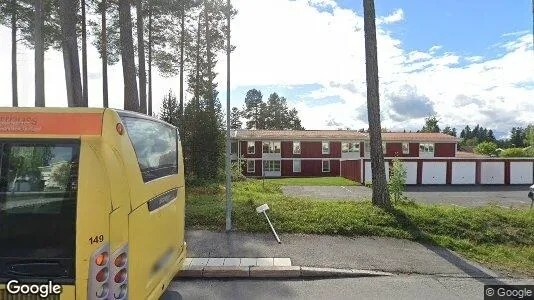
[529,184,534,199]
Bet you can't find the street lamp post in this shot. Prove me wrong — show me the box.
[225,0,232,231]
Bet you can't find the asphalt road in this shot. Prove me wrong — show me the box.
[169,276,534,300]
[280,185,533,208]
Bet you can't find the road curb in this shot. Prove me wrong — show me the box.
[174,266,394,279]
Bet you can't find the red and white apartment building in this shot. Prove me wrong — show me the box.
[230,130,534,185]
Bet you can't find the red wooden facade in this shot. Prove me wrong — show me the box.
[231,130,461,179]
[341,160,361,182]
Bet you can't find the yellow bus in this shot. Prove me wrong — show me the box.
[0,107,186,300]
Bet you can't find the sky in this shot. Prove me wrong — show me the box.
[0,0,532,139]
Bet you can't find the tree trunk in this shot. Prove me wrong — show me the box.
[204,0,213,112]
[81,0,88,106]
[60,0,83,107]
[179,2,185,119]
[34,0,45,107]
[102,0,109,108]
[11,0,18,107]
[61,45,74,106]
[147,0,152,116]
[225,0,232,230]
[363,0,391,209]
[136,0,147,114]
[118,0,140,112]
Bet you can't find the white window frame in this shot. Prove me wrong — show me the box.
[293,141,301,154]
[419,143,435,154]
[247,160,255,173]
[342,142,360,153]
[263,141,281,154]
[293,159,301,173]
[247,141,255,154]
[231,141,238,154]
[263,160,281,172]
[382,142,387,154]
[322,141,330,154]
[322,160,330,172]
[402,142,409,154]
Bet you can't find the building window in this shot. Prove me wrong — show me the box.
[247,160,255,173]
[342,142,360,153]
[364,142,370,153]
[322,141,330,154]
[293,141,301,154]
[263,160,281,172]
[322,160,330,172]
[231,142,238,154]
[247,141,255,154]
[293,160,301,173]
[419,143,435,153]
[262,141,281,154]
[402,142,409,154]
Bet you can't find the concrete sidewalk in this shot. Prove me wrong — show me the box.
[182,230,509,279]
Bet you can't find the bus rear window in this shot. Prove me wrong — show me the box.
[0,140,79,282]
[120,116,178,183]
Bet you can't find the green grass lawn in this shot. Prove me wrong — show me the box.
[185,178,534,277]
[261,176,360,186]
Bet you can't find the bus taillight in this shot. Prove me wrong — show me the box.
[114,252,127,268]
[88,244,110,300]
[96,267,109,282]
[110,244,128,300]
[114,269,127,283]
[95,252,108,266]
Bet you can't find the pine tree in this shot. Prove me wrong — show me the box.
[363,0,390,208]
[158,90,179,126]
[230,107,242,129]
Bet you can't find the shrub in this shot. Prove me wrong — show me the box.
[388,158,407,203]
[474,141,498,156]
[231,160,247,181]
[499,148,527,157]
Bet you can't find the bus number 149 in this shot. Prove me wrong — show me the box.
[89,235,104,245]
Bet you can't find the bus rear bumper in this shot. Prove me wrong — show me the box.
[147,242,187,300]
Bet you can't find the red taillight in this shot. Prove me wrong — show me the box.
[96,268,109,282]
[109,245,128,299]
[114,269,127,283]
[114,253,127,268]
[95,252,108,266]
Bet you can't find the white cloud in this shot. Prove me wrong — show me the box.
[378,8,404,25]
[429,45,442,53]
[501,30,530,37]
[216,0,533,133]
[465,55,484,63]
[0,0,532,136]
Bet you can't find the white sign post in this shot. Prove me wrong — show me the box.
[256,204,281,244]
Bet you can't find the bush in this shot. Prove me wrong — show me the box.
[231,160,247,181]
[474,141,498,156]
[499,148,528,157]
[388,158,407,203]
